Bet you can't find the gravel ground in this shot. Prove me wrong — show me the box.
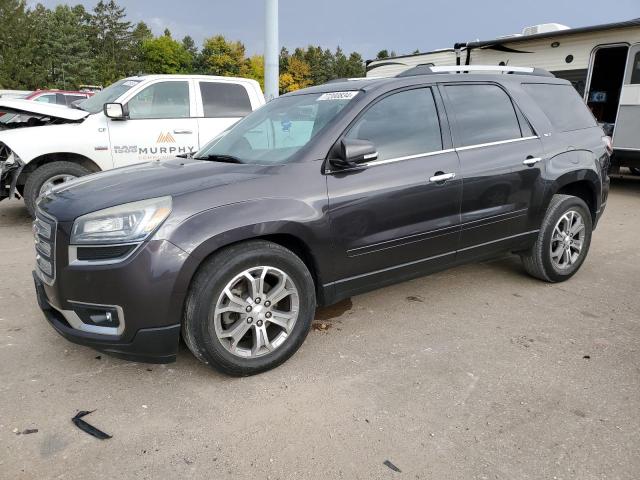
[1,177,639,480]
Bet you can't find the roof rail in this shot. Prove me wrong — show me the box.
[397,65,555,78]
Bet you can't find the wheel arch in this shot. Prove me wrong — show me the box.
[17,152,101,186]
[546,170,601,224]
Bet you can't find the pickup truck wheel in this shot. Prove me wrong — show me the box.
[183,240,316,376]
[521,194,592,282]
[24,161,90,216]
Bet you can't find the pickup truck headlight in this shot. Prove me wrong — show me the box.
[71,197,172,245]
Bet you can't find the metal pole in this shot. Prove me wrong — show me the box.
[264,0,279,101]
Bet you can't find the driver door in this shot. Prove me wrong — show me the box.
[107,80,199,167]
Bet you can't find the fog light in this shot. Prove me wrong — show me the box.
[72,304,120,328]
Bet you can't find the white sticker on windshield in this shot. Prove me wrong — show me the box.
[317,91,359,101]
[123,80,141,87]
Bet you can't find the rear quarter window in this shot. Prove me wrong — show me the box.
[522,83,597,132]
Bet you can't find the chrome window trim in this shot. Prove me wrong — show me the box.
[68,242,142,266]
[50,301,125,336]
[455,136,539,152]
[365,148,456,167]
[327,136,539,173]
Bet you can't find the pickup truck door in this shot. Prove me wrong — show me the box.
[194,80,255,147]
[107,79,199,167]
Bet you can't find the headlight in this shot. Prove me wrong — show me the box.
[71,197,172,245]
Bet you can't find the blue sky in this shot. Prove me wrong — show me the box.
[30,0,640,59]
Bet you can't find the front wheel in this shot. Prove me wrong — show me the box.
[521,194,593,282]
[183,240,316,376]
[24,161,90,216]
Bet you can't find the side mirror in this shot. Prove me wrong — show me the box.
[329,139,378,170]
[104,103,127,120]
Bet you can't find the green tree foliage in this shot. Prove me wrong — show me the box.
[200,35,246,76]
[141,35,192,74]
[0,0,384,93]
[89,0,134,85]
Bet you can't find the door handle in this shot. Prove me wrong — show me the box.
[523,157,542,166]
[173,129,193,134]
[429,172,456,183]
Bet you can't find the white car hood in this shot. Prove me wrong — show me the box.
[0,98,90,121]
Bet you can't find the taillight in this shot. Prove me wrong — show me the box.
[602,136,613,156]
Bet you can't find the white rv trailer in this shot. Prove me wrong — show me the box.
[366,19,640,172]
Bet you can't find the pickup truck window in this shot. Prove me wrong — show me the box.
[79,78,142,114]
[128,81,190,119]
[345,88,442,161]
[445,84,522,147]
[200,82,252,117]
[195,92,356,164]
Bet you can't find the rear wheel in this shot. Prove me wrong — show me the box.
[24,161,90,216]
[521,194,593,282]
[183,240,316,376]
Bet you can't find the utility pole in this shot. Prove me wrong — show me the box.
[264,0,279,101]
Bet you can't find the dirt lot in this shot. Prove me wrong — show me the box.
[1,178,639,480]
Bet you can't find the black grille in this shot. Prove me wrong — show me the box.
[34,210,56,285]
[76,245,136,261]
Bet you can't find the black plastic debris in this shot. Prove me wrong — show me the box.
[15,428,38,435]
[72,410,112,440]
[383,460,401,473]
[583,355,591,359]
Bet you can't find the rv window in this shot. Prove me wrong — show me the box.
[631,52,640,84]
[522,83,597,132]
[444,84,522,147]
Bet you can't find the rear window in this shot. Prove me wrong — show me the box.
[523,83,597,132]
[199,82,252,118]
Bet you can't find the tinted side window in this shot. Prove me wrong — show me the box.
[128,81,190,119]
[445,84,522,147]
[522,83,597,132]
[64,95,87,106]
[346,88,442,161]
[631,52,640,84]
[200,82,252,117]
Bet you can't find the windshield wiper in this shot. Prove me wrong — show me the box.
[194,154,244,164]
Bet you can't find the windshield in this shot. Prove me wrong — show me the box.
[194,91,359,165]
[78,78,143,114]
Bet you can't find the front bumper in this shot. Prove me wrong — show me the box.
[0,148,24,201]
[32,233,192,363]
[35,271,180,363]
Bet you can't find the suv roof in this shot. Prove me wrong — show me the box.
[288,66,567,97]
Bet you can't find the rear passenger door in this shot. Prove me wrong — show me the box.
[326,87,462,295]
[195,81,253,146]
[441,83,545,258]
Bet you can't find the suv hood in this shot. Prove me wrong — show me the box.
[38,158,273,222]
[0,98,90,121]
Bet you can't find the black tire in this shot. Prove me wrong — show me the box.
[183,240,316,376]
[629,167,640,176]
[24,161,90,216]
[521,194,593,283]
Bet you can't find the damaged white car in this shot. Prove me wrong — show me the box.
[0,74,264,215]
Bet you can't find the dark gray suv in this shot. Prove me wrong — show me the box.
[33,66,610,375]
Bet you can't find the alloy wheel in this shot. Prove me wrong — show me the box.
[212,266,300,358]
[550,210,585,270]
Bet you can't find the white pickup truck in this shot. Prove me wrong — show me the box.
[0,74,265,215]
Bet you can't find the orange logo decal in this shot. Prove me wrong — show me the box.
[157,132,176,143]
